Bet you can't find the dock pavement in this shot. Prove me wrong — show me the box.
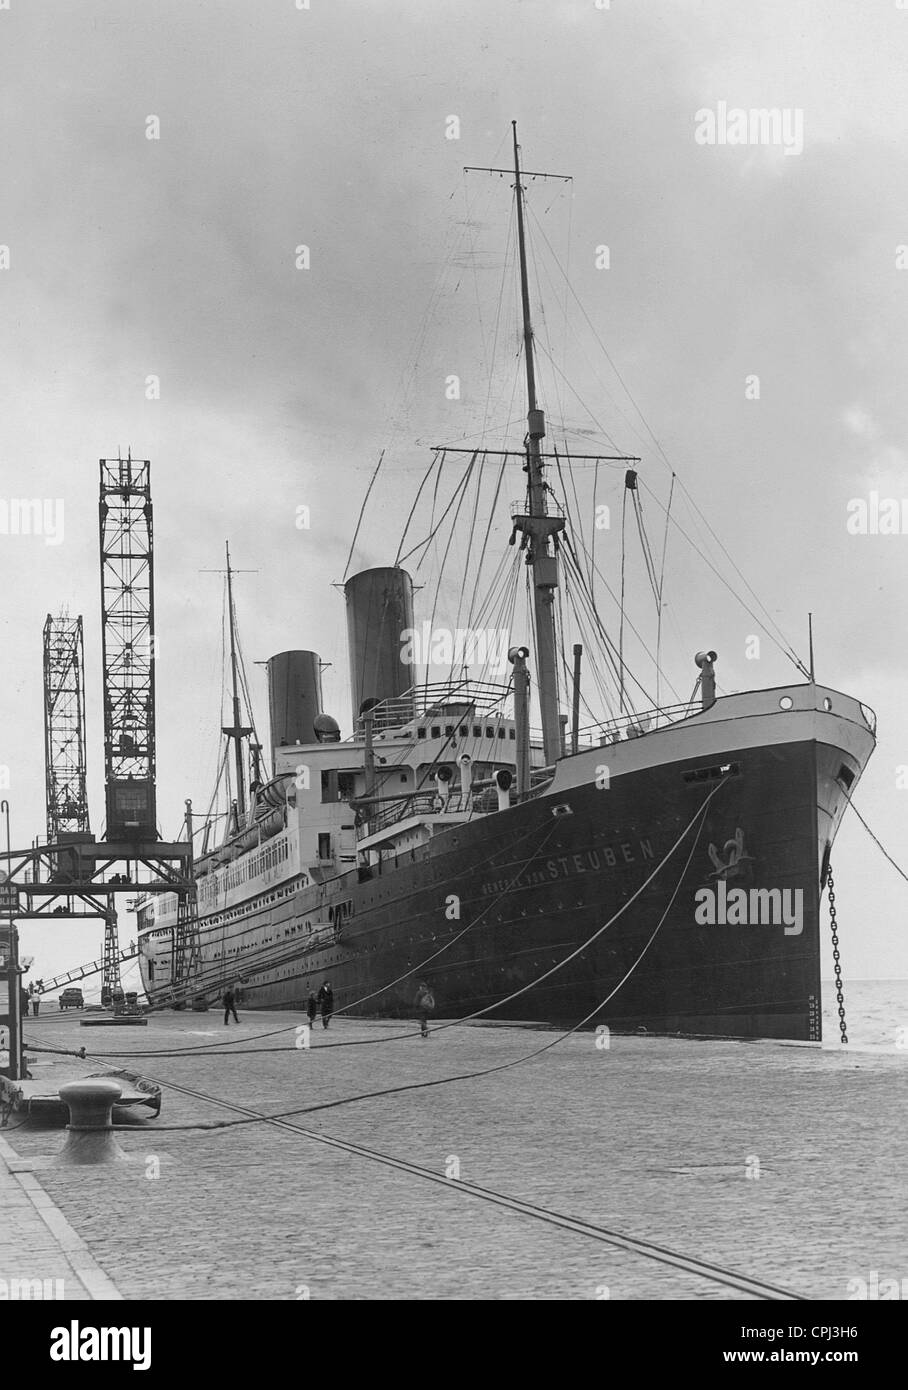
[1,1008,905,1300]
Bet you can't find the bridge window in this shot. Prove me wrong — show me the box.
[321,771,355,802]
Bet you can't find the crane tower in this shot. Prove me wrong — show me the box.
[99,454,157,841]
[43,612,90,842]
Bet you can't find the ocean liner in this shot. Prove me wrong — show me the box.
[137,127,875,1040]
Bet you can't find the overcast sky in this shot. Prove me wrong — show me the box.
[2,0,908,987]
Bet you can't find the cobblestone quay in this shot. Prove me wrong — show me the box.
[2,1010,905,1300]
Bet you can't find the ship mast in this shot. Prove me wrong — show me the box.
[511,121,565,765]
[221,541,253,821]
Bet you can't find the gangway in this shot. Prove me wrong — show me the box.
[33,946,140,996]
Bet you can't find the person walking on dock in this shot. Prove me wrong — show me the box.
[414,981,435,1039]
[317,981,333,1029]
[307,992,317,1028]
[223,985,239,1026]
[31,991,40,1017]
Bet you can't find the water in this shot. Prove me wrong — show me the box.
[822,978,908,1051]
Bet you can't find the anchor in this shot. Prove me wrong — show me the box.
[708,827,753,881]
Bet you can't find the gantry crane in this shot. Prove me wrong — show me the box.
[99,454,200,1000]
[97,455,153,1003]
[3,455,197,1078]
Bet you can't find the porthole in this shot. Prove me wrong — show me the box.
[823,697,832,711]
[779,696,793,710]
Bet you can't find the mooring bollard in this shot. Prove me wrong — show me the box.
[56,1079,128,1165]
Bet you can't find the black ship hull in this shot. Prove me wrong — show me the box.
[141,712,867,1041]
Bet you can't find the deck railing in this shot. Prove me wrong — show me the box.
[359,792,461,836]
[352,678,514,736]
[354,699,704,838]
[574,699,702,749]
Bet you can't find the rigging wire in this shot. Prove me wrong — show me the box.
[560,537,684,711]
[346,156,508,575]
[397,453,471,568]
[423,453,479,665]
[566,527,684,706]
[452,453,486,644]
[343,450,385,582]
[561,544,630,709]
[591,456,601,591]
[841,788,908,888]
[462,174,491,387]
[631,489,661,608]
[233,623,260,757]
[394,450,443,568]
[464,453,509,635]
[200,742,230,841]
[655,473,675,711]
[526,202,569,450]
[619,482,628,712]
[638,479,810,679]
[560,575,618,721]
[475,181,518,448]
[526,203,809,676]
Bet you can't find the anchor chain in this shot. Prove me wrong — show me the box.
[827,865,848,1044]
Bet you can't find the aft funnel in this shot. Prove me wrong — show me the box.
[344,567,415,719]
[267,650,323,754]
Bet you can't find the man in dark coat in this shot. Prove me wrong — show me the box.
[414,981,435,1039]
[223,985,239,1025]
[306,992,318,1027]
[317,981,333,1029]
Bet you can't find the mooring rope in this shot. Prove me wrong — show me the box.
[68,777,727,1062]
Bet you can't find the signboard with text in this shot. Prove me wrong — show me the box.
[0,871,18,914]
